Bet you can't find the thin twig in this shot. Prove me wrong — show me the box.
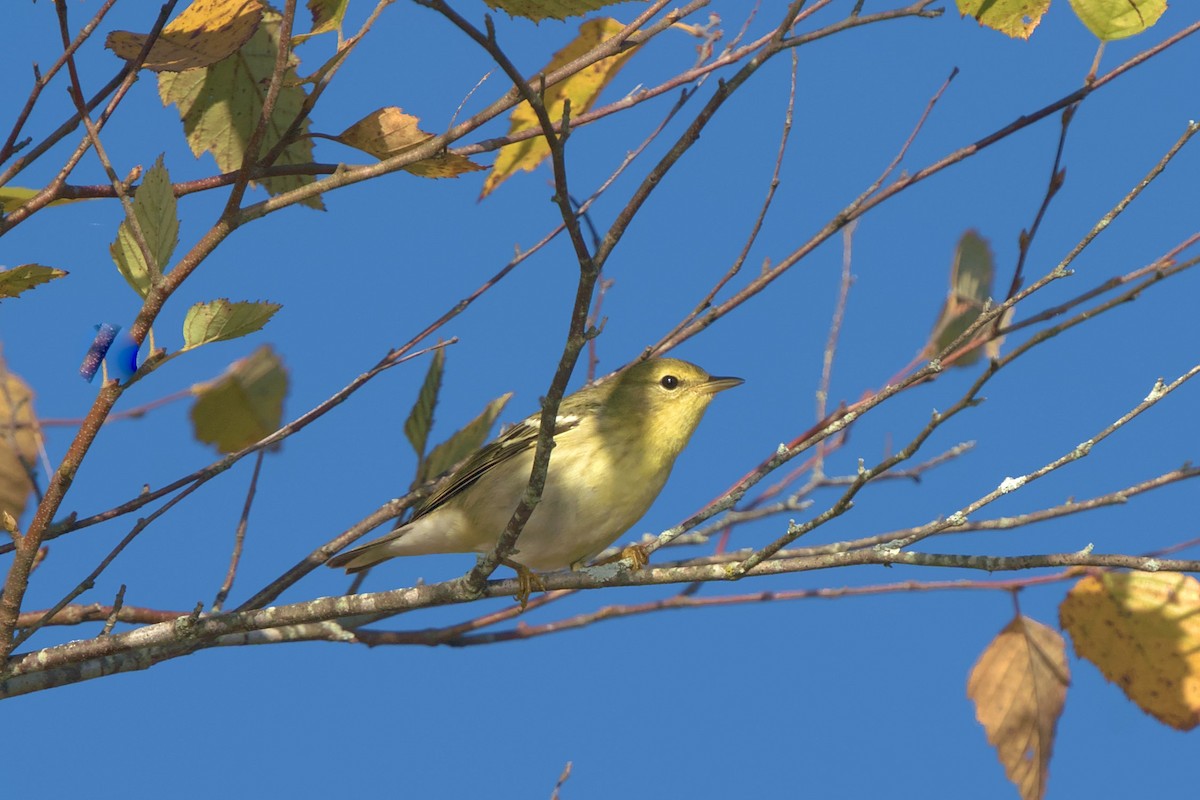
[212,450,267,612]
[99,585,126,636]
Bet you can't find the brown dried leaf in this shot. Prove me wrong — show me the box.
[967,615,1068,800]
[1060,572,1200,730]
[107,0,264,72]
[336,107,484,178]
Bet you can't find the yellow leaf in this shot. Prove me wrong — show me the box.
[336,107,484,179]
[191,345,288,453]
[0,366,40,522]
[1067,0,1167,40]
[1060,572,1200,730]
[956,0,1051,39]
[484,0,643,22]
[294,0,350,42]
[968,615,1069,800]
[106,0,264,72]
[482,18,638,198]
[0,187,91,214]
[158,9,323,208]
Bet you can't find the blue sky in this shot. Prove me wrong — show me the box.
[3,1,1198,797]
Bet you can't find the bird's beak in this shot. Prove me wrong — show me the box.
[700,375,744,394]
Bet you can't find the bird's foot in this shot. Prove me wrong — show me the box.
[504,559,544,609]
[619,543,650,570]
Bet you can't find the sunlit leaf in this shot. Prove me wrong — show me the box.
[0,367,39,521]
[1060,572,1200,730]
[159,9,323,208]
[336,107,484,178]
[968,615,1069,800]
[484,0,642,22]
[294,0,351,42]
[182,299,281,350]
[0,264,67,299]
[191,345,288,452]
[482,18,638,197]
[0,187,91,214]
[956,0,1050,39]
[1067,0,1166,40]
[419,393,513,485]
[403,348,445,461]
[107,0,264,71]
[109,155,179,298]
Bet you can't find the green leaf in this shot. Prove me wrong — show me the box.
[418,392,513,486]
[403,348,445,461]
[1067,0,1166,40]
[110,154,179,297]
[158,8,323,209]
[925,230,1001,367]
[191,345,288,453]
[294,0,350,42]
[182,299,281,350]
[0,264,68,299]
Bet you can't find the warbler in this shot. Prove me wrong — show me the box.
[327,358,742,574]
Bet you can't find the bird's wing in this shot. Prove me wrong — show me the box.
[411,413,583,520]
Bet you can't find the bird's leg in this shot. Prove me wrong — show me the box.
[592,543,650,570]
[503,558,544,609]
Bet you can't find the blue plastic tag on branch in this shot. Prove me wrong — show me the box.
[80,323,140,383]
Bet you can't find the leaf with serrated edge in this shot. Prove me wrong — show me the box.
[1067,0,1166,40]
[482,18,638,197]
[0,265,68,299]
[1060,572,1200,730]
[337,107,484,178]
[107,0,264,72]
[968,615,1068,800]
[0,368,39,520]
[956,0,1051,39]
[182,299,281,350]
[403,348,445,461]
[158,9,323,208]
[191,345,288,453]
[419,393,513,486]
[485,0,641,22]
[110,155,179,297]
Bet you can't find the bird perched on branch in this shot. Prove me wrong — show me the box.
[327,358,741,577]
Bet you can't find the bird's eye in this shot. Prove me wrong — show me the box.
[660,375,680,390]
